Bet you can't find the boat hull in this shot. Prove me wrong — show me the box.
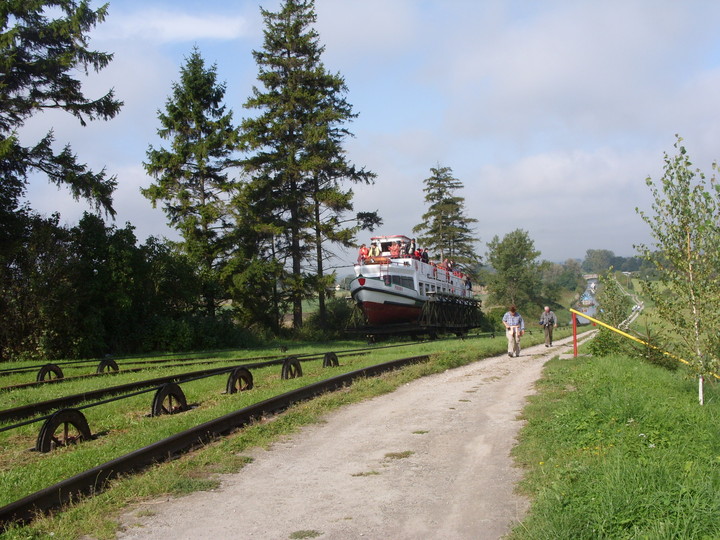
[350,280,422,325]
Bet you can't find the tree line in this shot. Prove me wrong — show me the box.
[2,1,694,364]
[0,0,383,360]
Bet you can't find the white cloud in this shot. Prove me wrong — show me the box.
[93,9,250,43]
[315,0,420,60]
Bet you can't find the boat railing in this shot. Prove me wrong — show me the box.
[357,257,468,285]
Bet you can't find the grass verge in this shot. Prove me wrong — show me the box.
[509,352,720,539]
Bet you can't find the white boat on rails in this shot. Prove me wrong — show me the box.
[349,235,485,336]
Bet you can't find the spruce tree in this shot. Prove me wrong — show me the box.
[0,0,122,250]
[413,165,479,267]
[143,47,238,318]
[240,0,374,329]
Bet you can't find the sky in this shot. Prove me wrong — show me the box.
[20,0,720,267]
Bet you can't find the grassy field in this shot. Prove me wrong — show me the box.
[1,327,582,539]
[509,349,720,539]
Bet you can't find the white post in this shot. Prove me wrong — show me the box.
[699,375,705,406]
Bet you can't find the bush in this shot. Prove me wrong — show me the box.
[587,328,629,357]
[140,313,257,353]
[300,297,355,340]
[142,316,193,352]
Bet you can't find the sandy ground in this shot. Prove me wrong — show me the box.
[116,336,582,540]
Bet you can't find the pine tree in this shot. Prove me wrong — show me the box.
[240,0,374,329]
[0,0,122,246]
[413,165,479,268]
[143,47,238,318]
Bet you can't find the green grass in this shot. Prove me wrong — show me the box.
[509,351,720,539]
[0,328,586,539]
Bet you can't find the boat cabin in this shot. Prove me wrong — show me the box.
[370,235,412,257]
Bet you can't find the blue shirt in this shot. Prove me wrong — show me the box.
[502,312,524,331]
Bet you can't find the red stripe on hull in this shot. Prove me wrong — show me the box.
[360,301,422,325]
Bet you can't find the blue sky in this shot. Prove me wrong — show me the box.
[21,0,720,266]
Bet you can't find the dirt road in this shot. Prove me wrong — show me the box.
[117,337,579,540]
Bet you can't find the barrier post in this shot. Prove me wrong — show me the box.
[572,312,578,357]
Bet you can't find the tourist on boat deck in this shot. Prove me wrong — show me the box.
[389,241,401,258]
[502,305,525,358]
[357,243,369,263]
[421,249,429,263]
[368,241,381,257]
[408,238,416,257]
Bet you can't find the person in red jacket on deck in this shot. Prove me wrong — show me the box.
[389,241,401,258]
[357,243,369,263]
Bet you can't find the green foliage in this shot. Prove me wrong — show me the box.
[0,0,124,360]
[0,0,122,217]
[239,0,374,329]
[630,324,679,371]
[596,271,632,328]
[0,211,248,359]
[225,256,289,333]
[537,259,585,306]
[510,354,720,539]
[587,328,629,357]
[143,47,238,318]
[485,229,542,310]
[581,249,644,274]
[586,271,633,357]
[485,307,508,332]
[412,165,479,270]
[581,248,615,273]
[300,297,355,339]
[636,136,720,393]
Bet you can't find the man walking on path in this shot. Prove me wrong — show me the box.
[502,305,525,357]
[539,306,558,347]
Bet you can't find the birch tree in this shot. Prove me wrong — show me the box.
[636,136,720,405]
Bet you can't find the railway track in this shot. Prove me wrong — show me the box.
[0,334,502,531]
[0,354,430,529]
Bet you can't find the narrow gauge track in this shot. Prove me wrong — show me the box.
[0,346,264,378]
[0,353,224,378]
[0,354,294,393]
[0,352,360,424]
[0,352,293,388]
[0,337,449,391]
[0,338,465,422]
[0,354,430,529]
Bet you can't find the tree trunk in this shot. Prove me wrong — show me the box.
[290,183,303,329]
[314,200,326,327]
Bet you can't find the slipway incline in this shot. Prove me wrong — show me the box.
[118,337,580,540]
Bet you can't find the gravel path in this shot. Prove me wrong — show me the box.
[117,337,580,540]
